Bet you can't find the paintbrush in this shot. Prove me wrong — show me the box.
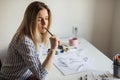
[44,27,62,49]
[44,27,53,36]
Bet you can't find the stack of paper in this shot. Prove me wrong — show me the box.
[79,71,113,80]
[54,48,93,75]
[91,71,113,80]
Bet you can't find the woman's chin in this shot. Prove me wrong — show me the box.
[40,30,46,34]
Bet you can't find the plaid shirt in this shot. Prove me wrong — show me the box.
[0,35,48,80]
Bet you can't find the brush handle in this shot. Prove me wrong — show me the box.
[44,27,62,48]
[44,27,53,36]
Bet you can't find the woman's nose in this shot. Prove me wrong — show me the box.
[41,19,45,26]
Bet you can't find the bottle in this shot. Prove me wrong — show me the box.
[113,54,120,78]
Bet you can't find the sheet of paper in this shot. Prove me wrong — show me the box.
[54,48,94,75]
[79,71,113,80]
[91,70,113,80]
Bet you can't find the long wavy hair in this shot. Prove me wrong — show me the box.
[13,1,52,51]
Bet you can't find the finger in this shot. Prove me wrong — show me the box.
[58,39,61,45]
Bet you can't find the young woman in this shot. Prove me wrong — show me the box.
[0,1,59,80]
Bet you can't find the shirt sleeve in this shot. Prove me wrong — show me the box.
[17,37,48,80]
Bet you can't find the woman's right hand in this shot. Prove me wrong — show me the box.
[42,35,60,71]
[49,35,59,50]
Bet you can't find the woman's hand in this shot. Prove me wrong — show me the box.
[49,35,60,50]
[43,35,60,71]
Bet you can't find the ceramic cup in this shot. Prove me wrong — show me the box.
[69,37,79,46]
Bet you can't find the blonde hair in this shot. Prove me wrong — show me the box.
[14,1,52,51]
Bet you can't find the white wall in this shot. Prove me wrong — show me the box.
[111,0,120,58]
[0,0,29,62]
[0,0,116,60]
[44,0,95,40]
[91,0,115,57]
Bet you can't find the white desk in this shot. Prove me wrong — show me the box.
[44,38,119,80]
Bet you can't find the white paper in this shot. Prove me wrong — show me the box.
[54,48,93,75]
[91,71,113,80]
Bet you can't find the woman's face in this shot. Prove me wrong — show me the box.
[36,9,49,34]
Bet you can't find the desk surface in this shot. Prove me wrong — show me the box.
[44,38,119,80]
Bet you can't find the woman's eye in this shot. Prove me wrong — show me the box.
[38,19,42,21]
[38,17,48,22]
[45,17,48,20]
